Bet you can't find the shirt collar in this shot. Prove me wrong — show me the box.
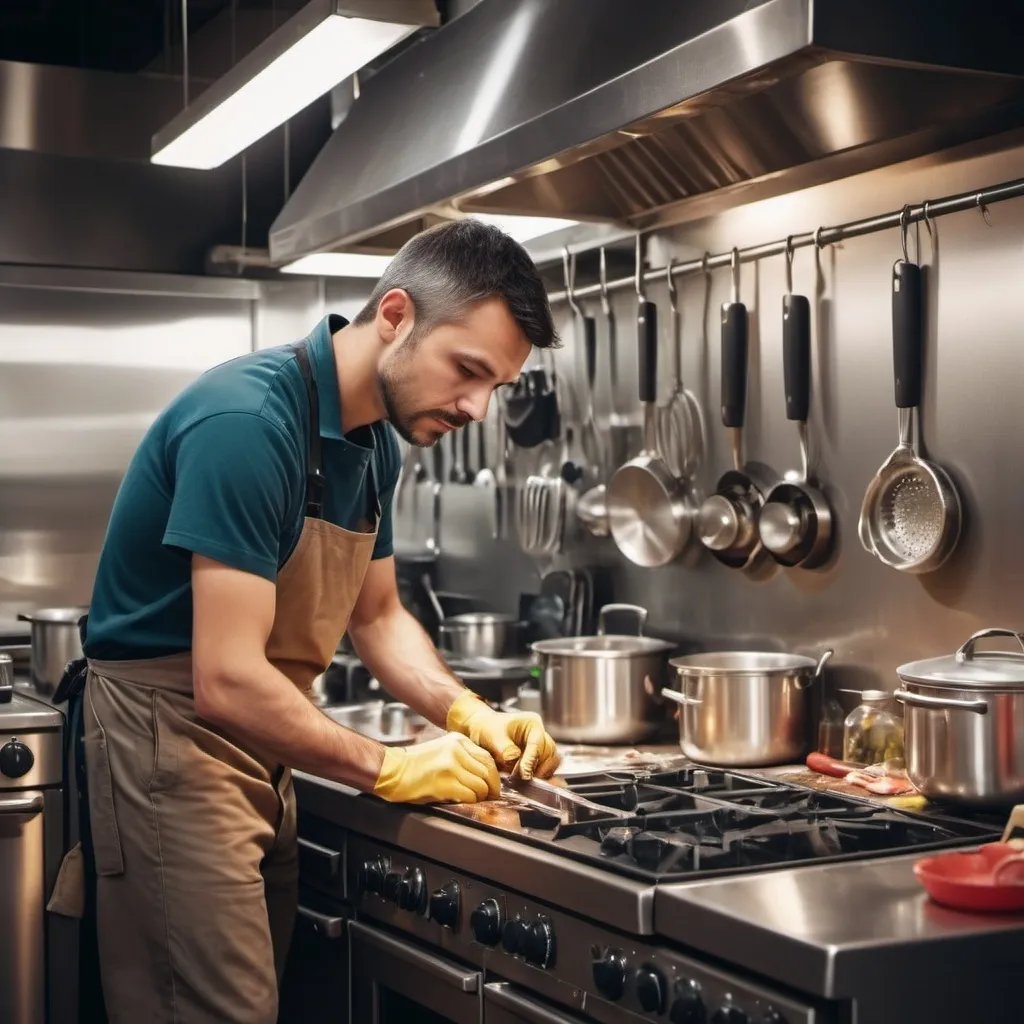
[307,314,347,441]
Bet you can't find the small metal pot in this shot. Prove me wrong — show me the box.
[896,628,1024,808]
[438,613,525,660]
[12,608,86,694]
[530,604,675,745]
[663,648,833,766]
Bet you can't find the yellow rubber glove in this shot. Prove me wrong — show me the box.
[446,692,560,781]
[373,732,500,805]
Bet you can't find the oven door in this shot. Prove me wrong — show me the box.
[0,791,45,1024]
[278,886,351,1024]
[484,982,592,1024]
[349,919,482,1024]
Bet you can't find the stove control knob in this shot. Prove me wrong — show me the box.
[398,868,427,914]
[470,899,502,946]
[428,881,461,929]
[711,1005,749,1024]
[383,870,403,904]
[635,964,667,1014]
[502,916,526,955]
[523,917,556,969]
[0,739,33,779]
[357,856,389,895]
[670,980,706,1024]
[591,948,628,1000]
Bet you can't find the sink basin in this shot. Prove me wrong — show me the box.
[322,701,440,746]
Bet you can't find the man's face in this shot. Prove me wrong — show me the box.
[378,295,533,447]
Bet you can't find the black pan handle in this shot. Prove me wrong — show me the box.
[583,316,598,393]
[720,300,748,428]
[637,300,658,405]
[892,260,922,409]
[783,293,811,422]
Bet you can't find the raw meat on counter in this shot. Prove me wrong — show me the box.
[805,751,917,795]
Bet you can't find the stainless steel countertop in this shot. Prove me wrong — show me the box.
[294,763,1024,997]
[655,853,1024,998]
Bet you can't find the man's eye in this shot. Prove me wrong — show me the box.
[458,363,475,379]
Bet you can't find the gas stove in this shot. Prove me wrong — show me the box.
[436,765,1000,883]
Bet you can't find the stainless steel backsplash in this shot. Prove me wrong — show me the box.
[421,132,1024,697]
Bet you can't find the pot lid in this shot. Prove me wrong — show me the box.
[897,629,1024,689]
[531,635,674,659]
[669,650,825,676]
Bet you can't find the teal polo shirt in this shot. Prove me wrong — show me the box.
[83,314,400,660]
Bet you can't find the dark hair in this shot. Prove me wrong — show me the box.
[352,220,558,349]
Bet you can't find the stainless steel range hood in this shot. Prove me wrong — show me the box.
[269,0,1024,264]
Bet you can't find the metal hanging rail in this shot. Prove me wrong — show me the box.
[547,173,1024,304]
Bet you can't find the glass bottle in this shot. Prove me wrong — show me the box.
[817,697,846,759]
[842,690,904,766]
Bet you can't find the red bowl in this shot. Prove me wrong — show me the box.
[914,843,1024,913]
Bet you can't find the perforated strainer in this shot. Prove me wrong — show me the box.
[859,254,961,573]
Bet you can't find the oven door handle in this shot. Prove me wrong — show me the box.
[0,791,44,815]
[296,904,349,940]
[349,920,479,992]
[485,982,586,1022]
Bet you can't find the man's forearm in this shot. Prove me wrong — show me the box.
[194,657,386,790]
[349,605,468,727]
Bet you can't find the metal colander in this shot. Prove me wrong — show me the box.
[860,409,961,573]
[859,257,962,574]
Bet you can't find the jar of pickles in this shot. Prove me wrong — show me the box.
[843,690,904,766]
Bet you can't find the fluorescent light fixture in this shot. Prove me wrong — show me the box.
[467,213,580,242]
[279,215,581,277]
[280,252,393,277]
[152,0,438,170]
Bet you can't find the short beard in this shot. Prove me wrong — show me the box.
[379,352,468,447]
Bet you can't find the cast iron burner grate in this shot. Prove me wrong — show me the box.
[436,766,1002,882]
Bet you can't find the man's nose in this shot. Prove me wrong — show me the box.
[457,387,491,423]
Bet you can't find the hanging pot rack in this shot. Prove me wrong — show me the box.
[547,173,1024,305]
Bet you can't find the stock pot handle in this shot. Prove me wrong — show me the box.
[956,628,1024,662]
[597,604,648,636]
[661,687,702,706]
[893,689,988,714]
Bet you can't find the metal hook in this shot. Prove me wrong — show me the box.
[899,205,912,263]
[666,256,678,314]
[561,246,582,320]
[702,251,711,277]
[730,247,740,304]
[922,200,935,244]
[784,235,795,295]
[598,247,611,316]
[976,192,993,227]
[634,234,645,302]
[814,226,825,250]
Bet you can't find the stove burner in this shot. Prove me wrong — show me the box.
[437,765,1002,883]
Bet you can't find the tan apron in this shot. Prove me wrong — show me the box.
[58,341,378,1023]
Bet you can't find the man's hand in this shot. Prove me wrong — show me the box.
[446,693,560,781]
[373,732,500,804]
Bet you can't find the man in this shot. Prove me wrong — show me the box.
[59,221,561,1022]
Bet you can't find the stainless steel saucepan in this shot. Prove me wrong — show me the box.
[895,628,1024,807]
[697,249,764,569]
[531,603,675,744]
[759,244,833,569]
[606,238,693,568]
[663,648,833,766]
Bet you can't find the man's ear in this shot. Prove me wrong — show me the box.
[376,288,415,346]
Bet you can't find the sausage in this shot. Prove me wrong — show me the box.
[805,751,858,778]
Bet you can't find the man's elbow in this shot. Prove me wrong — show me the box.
[193,663,243,726]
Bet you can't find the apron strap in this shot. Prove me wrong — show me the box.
[292,342,326,519]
